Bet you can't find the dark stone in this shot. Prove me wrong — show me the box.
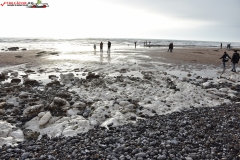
[24,79,38,85]
[46,81,61,87]
[11,78,21,84]
[8,47,19,51]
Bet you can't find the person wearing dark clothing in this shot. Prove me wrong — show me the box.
[220,43,222,49]
[231,50,240,72]
[100,42,103,53]
[220,52,231,69]
[107,41,111,54]
[168,42,173,52]
[227,44,231,50]
[134,42,137,48]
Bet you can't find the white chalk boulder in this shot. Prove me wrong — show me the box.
[39,111,52,126]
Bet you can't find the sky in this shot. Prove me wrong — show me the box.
[0,0,239,42]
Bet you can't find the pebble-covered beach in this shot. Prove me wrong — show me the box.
[0,47,240,159]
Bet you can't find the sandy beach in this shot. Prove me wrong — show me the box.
[0,48,239,67]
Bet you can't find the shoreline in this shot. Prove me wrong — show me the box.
[0,47,239,68]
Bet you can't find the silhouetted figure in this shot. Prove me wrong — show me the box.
[107,41,111,54]
[227,43,231,50]
[168,42,173,52]
[100,42,103,53]
[144,41,145,46]
[93,44,96,54]
[220,51,231,69]
[231,50,240,72]
[134,42,137,48]
[220,43,222,49]
[149,41,151,48]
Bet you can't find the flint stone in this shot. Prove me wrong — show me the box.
[8,47,19,51]
[86,72,100,79]
[49,97,70,111]
[10,78,21,84]
[46,81,61,87]
[23,129,40,140]
[23,104,44,117]
[24,79,38,85]
[0,102,7,109]
[0,73,6,80]
[0,109,6,115]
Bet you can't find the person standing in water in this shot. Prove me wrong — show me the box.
[107,41,111,55]
[134,42,137,48]
[100,42,103,53]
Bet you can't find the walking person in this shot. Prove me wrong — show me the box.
[220,51,231,69]
[231,50,240,72]
[107,41,111,55]
[100,42,103,54]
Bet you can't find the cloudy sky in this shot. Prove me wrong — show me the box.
[0,0,239,42]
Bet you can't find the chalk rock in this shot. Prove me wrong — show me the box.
[60,73,75,83]
[39,111,52,126]
[23,104,44,117]
[38,112,45,118]
[8,129,24,142]
[202,82,210,87]
[0,121,13,137]
[119,101,130,106]
[229,74,237,82]
[217,79,227,83]
[219,88,229,92]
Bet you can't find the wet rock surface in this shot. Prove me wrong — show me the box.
[0,65,239,159]
[0,105,239,159]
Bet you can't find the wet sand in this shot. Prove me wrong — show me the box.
[0,48,239,67]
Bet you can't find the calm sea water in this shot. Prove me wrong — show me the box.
[0,38,239,52]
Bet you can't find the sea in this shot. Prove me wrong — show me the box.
[0,38,240,53]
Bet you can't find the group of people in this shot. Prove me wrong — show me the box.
[144,41,151,47]
[220,50,239,72]
[94,41,112,55]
